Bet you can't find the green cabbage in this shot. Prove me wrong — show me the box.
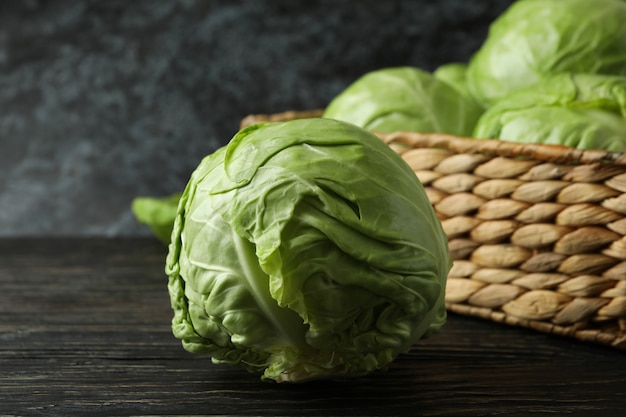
[476,106,626,152]
[166,118,451,382]
[433,62,473,99]
[322,66,483,136]
[131,193,182,244]
[467,0,626,106]
[473,73,626,152]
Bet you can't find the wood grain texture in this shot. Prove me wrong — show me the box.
[1,238,625,417]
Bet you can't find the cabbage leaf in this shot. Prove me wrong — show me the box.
[467,0,626,106]
[433,62,473,99]
[131,193,182,244]
[473,73,626,151]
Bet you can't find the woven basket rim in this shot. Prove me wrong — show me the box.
[381,131,626,166]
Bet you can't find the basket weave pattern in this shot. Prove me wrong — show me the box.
[241,110,626,349]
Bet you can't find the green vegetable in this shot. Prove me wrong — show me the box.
[473,73,626,152]
[131,193,182,244]
[166,118,451,383]
[322,66,483,136]
[467,0,626,106]
[433,62,473,99]
[477,106,626,152]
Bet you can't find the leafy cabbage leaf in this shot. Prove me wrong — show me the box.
[476,106,626,152]
[473,73,626,152]
[467,0,626,106]
[322,66,483,136]
[166,118,451,382]
[131,193,182,244]
[433,62,473,99]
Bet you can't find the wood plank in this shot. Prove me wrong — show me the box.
[1,238,625,416]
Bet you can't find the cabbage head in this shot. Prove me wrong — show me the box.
[322,66,483,136]
[166,118,451,383]
[473,73,626,152]
[467,0,626,106]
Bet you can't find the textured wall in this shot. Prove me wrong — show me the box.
[0,0,513,236]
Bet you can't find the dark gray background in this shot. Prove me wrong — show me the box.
[0,0,514,237]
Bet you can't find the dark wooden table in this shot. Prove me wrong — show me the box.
[1,238,625,417]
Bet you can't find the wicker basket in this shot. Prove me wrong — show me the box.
[241,110,626,350]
